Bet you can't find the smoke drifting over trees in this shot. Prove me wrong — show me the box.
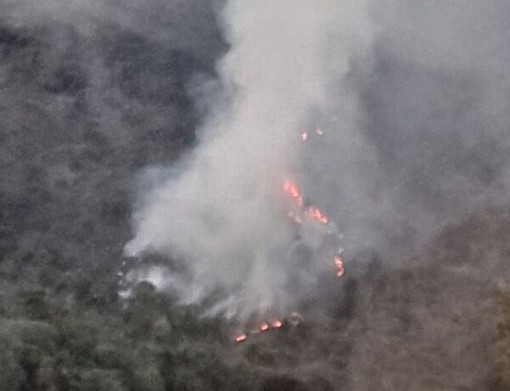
[125,0,373,320]
[1,0,510,390]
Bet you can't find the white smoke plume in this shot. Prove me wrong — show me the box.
[125,0,374,320]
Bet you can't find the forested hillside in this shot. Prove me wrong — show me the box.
[1,1,510,390]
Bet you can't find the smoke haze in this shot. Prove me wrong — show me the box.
[125,0,510,322]
[125,0,374,319]
[2,0,510,387]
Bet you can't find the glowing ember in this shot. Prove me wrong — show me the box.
[232,314,305,344]
[333,255,345,278]
[230,127,344,345]
[283,179,304,206]
[284,179,301,199]
[231,158,342,345]
[235,333,247,343]
[271,319,283,328]
[306,206,329,224]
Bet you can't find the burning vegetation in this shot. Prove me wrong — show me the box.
[233,133,346,343]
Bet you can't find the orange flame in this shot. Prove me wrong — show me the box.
[333,255,345,278]
[306,206,329,224]
[235,333,247,343]
[259,322,270,332]
[271,319,283,329]
[283,179,304,207]
[284,179,301,198]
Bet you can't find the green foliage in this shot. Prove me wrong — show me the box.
[0,320,59,390]
[489,290,510,390]
[0,269,270,391]
[260,375,308,391]
[69,369,125,391]
[131,366,165,391]
[0,334,24,390]
[0,12,313,391]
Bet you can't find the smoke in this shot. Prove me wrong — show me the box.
[2,0,510,385]
[126,0,510,323]
[298,0,510,265]
[125,0,374,320]
[359,0,510,254]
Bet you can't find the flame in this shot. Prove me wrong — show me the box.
[283,179,304,207]
[271,319,283,328]
[306,206,329,224]
[333,255,345,278]
[235,333,247,343]
[284,179,301,199]
[232,157,342,344]
[231,124,344,345]
[233,314,303,344]
[284,181,330,224]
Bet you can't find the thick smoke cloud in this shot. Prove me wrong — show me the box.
[127,0,510,321]
[302,1,510,266]
[126,0,373,320]
[296,0,510,265]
